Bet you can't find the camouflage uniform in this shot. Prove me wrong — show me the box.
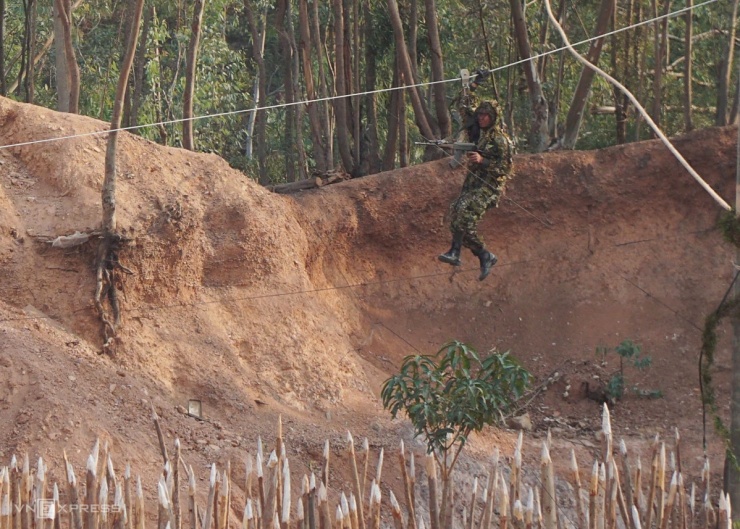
[448,100,513,255]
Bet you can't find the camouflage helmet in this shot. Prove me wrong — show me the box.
[475,100,499,119]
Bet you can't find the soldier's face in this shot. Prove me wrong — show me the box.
[477,112,493,128]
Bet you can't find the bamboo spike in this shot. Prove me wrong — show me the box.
[607,460,619,529]
[158,478,171,529]
[689,482,695,529]
[188,467,197,529]
[644,437,660,529]
[136,477,145,529]
[11,457,20,529]
[172,440,181,529]
[398,441,417,529]
[619,440,635,529]
[20,455,29,529]
[276,419,284,527]
[678,474,688,529]
[524,488,534,529]
[263,452,279,529]
[657,444,666,529]
[244,501,253,529]
[535,486,543,529]
[86,454,98,529]
[659,473,678,529]
[100,477,111,529]
[346,433,365,529]
[388,492,405,529]
[512,432,523,505]
[589,461,598,529]
[360,440,369,500]
[318,483,331,529]
[610,459,629,529]
[601,405,612,463]
[409,452,416,521]
[339,494,349,529]
[35,457,46,529]
[281,459,291,529]
[124,465,133,529]
[246,456,254,501]
[308,475,316,529]
[631,506,643,529]
[202,465,217,529]
[595,464,606,529]
[53,483,61,529]
[569,450,587,529]
[257,453,265,518]
[499,472,509,529]
[540,443,557,529]
[349,488,362,529]
[295,498,304,529]
[634,457,643,518]
[513,500,524,529]
[467,478,479,529]
[2,470,10,529]
[300,476,309,529]
[322,442,330,491]
[480,448,499,529]
[334,507,343,529]
[220,465,230,529]
[426,455,440,529]
[371,484,382,529]
[374,447,384,486]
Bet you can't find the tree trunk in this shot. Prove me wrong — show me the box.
[0,0,4,96]
[408,0,419,83]
[288,3,309,180]
[54,0,79,113]
[731,72,740,520]
[129,5,152,130]
[298,0,328,173]
[363,0,381,175]
[424,0,451,137]
[310,0,333,169]
[650,0,671,130]
[635,0,646,140]
[683,0,694,131]
[332,0,355,173]
[276,0,298,181]
[387,0,437,141]
[382,64,400,171]
[244,0,269,183]
[717,0,739,126]
[560,0,614,149]
[53,0,69,112]
[183,0,205,151]
[509,0,549,152]
[399,80,408,168]
[23,0,37,103]
[351,0,361,172]
[97,0,145,345]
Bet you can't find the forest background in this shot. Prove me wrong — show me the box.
[4,0,739,185]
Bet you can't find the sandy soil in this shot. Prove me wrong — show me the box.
[0,95,736,521]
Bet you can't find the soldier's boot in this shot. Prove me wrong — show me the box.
[438,232,464,266]
[476,249,498,281]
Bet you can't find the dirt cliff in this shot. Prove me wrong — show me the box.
[0,95,735,504]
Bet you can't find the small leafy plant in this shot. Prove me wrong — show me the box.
[596,339,661,402]
[381,341,531,467]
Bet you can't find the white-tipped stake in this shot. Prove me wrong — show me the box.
[335,506,343,524]
[281,460,291,523]
[340,493,349,517]
[323,440,329,460]
[399,440,405,456]
[375,448,384,482]
[66,461,77,486]
[87,454,97,476]
[210,464,217,487]
[256,453,263,478]
[296,498,304,521]
[309,473,316,491]
[245,500,253,520]
[351,494,358,512]
[267,450,278,468]
[107,455,116,482]
[158,477,169,509]
[91,439,100,469]
[318,482,327,503]
[257,437,263,460]
[136,476,143,498]
[389,491,400,513]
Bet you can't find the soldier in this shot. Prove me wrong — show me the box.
[438,99,514,281]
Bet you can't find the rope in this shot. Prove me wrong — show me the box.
[0,0,719,152]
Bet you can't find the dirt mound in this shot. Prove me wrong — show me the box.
[0,95,735,496]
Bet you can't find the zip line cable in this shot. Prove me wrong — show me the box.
[0,0,719,152]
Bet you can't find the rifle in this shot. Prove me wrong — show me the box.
[415,140,478,168]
